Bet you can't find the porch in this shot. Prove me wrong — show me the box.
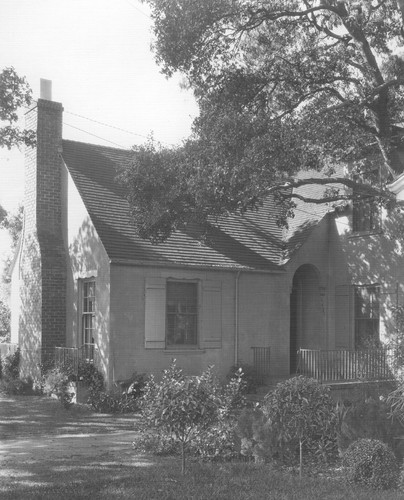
[296,347,395,382]
[54,344,100,376]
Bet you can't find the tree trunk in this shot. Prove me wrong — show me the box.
[299,439,303,479]
[181,441,186,474]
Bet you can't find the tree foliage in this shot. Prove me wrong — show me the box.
[0,67,35,149]
[261,376,337,476]
[138,361,245,473]
[121,0,404,242]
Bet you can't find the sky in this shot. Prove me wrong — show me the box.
[0,0,198,260]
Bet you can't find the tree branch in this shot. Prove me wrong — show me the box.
[267,176,394,201]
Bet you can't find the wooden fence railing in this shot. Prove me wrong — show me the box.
[251,346,271,385]
[297,348,394,382]
[54,344,99,376]
[0,343,18,358]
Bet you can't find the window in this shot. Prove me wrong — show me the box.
[352,171,380,233]
[144,277,221,350]
[166,281,198,347]
[354,285,380,348]
[81,280,95,345]
[352,196,380,232]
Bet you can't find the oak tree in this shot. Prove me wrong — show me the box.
[121,1,404,242]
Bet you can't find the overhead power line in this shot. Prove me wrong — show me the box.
[64,110,151,141]
[124,0,152,19]
[63,122,127,149]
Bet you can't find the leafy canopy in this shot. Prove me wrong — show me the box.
[0,67,35,149]
[121,1,404,242]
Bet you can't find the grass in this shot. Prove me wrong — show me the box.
[1,459,403,500]
[1,394,403,499]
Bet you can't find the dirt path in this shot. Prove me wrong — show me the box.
[0,395,149,496]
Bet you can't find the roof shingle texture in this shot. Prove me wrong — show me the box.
[62,140,331,270]
[62,140,288,271]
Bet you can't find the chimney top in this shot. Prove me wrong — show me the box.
[40,79,52,101]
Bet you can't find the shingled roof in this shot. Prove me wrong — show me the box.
[61,140,328,271]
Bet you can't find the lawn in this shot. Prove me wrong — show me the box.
[1,459,404,500]
[1,395,403,499]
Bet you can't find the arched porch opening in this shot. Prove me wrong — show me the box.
[290,264,325,374]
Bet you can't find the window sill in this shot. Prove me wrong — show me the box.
[163,349,206,355]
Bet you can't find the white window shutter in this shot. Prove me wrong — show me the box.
[201,280,222,349]
[145,277,166,349]
[335,285,350,348]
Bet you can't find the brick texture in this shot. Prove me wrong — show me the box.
[20,99,66,373]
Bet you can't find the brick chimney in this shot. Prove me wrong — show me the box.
[19,81,67,376]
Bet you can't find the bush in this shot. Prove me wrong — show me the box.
[259,377,338,472]
[137,361,246,471]
[42,367,75,408]
[78,363,146,413]
[2,348,20,380]
[342,438,399,490]
[337,398,403,457]
[226,364,260,394]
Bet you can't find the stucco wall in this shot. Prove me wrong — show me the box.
[336,208,404,345]
[63,163,111,383]
[285,216,352,352]
[109,264,288,382]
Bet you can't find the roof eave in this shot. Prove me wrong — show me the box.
[110,258,285,273]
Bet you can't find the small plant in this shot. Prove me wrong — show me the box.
[226,364,260,394]
[342,438,399,490]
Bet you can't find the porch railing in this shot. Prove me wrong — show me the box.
[54,344,99,376]
[297,348,394,382]
[251,346,271,385]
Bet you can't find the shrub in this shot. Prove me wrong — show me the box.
[2,348,20,380]
[78,363,146,413]
[134,429,179,456]
[342,438,399,490]
[137,361,246,472]
[337,398,403,457]
[226,364,260,394]
[42,367,75,408]
[116,372,148,413]
[260,376,338,474]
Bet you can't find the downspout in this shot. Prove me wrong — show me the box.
[235,270,241,365]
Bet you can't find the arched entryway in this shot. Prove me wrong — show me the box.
[290,264,325,374]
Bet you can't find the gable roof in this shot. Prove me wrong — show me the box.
[61,140,329,271]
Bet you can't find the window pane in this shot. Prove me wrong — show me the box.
[82,280,95,345]
[353,197,379,232]
[166,282,197,346]
[354,285,380,347]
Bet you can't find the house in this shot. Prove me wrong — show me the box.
[10,85,404,388]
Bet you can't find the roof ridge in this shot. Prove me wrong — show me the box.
[62,138,131,153]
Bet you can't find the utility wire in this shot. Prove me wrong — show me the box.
[63,123,127,149]
[64,110,151,141]
[124,0,151,19]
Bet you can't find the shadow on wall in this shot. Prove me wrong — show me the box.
[69,218,111,385]
[338,208,404,341]
[19,233,42,381]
